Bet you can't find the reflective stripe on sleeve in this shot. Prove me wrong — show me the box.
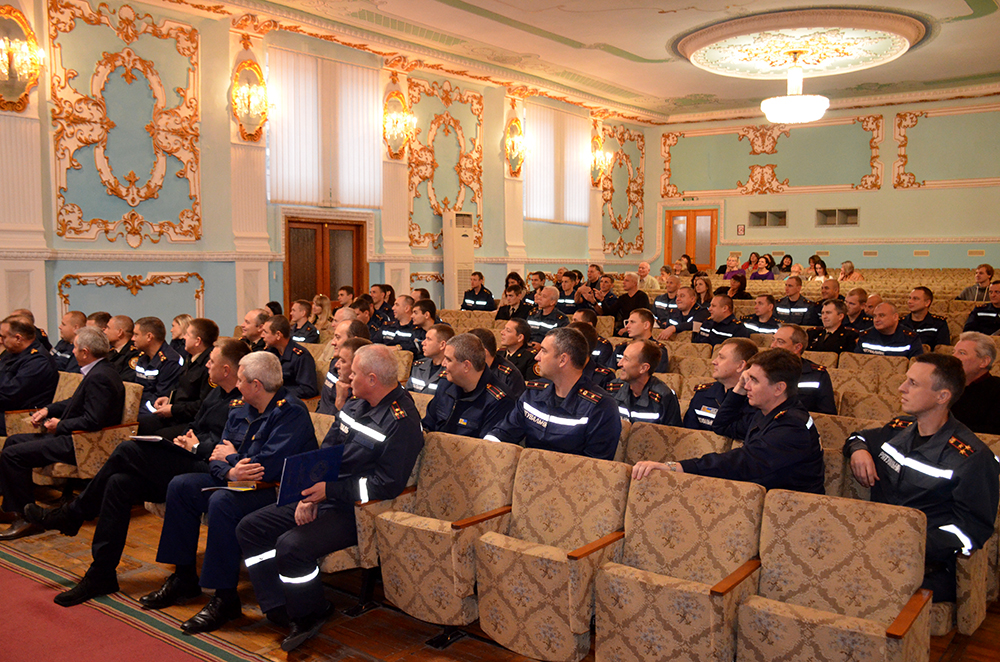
[245,549,276,567]
[279,567,320,584]
[880,443,954,479]
[358,477,369,503]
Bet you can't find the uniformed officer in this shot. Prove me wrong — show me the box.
[607,339,681,426]
[51,310,87,372]
[485,327,621,460]
[844,288,874,332]
[523,271,546,311]
[652,276,680,326]
[460,271,497,312]
[612,309,671,373]
[262,315,319,400]
[657,287,708,342]
[694,295,752,347]
[377,295,425,359]
[104,315,141,380]
[423,333,515,437]
[133,317,184,411]
[9,309,52,353]
[901,287,951,349]
[236,345,422,651]
[775,276,819,326]
[25,339,251,606]
[741,294,781,335]
[240,309,271,353]
[406,324,454,394]
[370,284,396,327]
[526,286,569,345]
[349,298,382,339]
[288,300,320,344]
[0,317,58,435]
[139,351,315,634]
[855,303,924,359]
[845,354,1000,602]
[963,281,1000,336]
[499,318,537,380]
[808,299,859,353]
[468,328,525,398]
[555,272,581,315]
[317,321,369,416]
[567,321,617,391]
[635,348,825,494]
[571,309,616,370]
[683,337,758,431]
[772,324,837,415]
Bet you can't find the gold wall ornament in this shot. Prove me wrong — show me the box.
[231,58,267,142]
[409,272,444,284]
[590,135,612,188]
[0,5,44,112]
[737,124,790,155]
[504,116,524,177]
[601,124,645,255]
[737,164,789,195]
[893,111,926,189]
[57,271,205,317]
[49,0,201,248]
[383,90,415,160]
[603,226,645,258]
[660,132,682,198]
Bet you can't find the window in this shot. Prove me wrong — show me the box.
[816,208,859,226]
[523,102,590,224]
[748,210,786,227]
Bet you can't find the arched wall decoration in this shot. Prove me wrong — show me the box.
[49,1,201,249]
[383,89,412,160]
[57,271,205,317]
[409,272,445,284]
[601,124,645,257]
[504,116,524,178]
[230,58,267,143]
[0,5,42,112]
[406,78,484,250]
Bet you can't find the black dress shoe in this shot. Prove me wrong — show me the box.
[0,510,19,524]
[140,573,202,610]
[180,595,242,634]
[54,573,119,607]
[0,518,43,541]
[24,503,83,536]
[281,602,336,652]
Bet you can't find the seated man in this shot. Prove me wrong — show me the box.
[607,340,681,426]
[902,287,951,350]
[486,327,621,460]
[25,339,251,605]
[613,309,671,373]
[460,271,497,312]
[957,264,993,302]
[636,349,825,494]
[652,275,680,326]
[566,322,617,391]
[138,318,218,435]
[526,286,569,346]
[236,345,422,651]
[963,280,1000,336]
[772,324,837,415]
[636,261,659,290]
[11,309,52,352]
[468,328,525,398]
[51,310,86,372]
[139,351,315,633]
[104,314,141,380]
[693,294,751,346]
[350,298,380,340]
[864,293,883,317]
[590,273,619,319]
[856,302,924,359]
[406,324,454,394]
[820,278,844,302]
[807,299,859,353]
[951,332,1000,435]
[337,286,356,309]
[775,276,819,326]
[0,327,124,539]
[572,308,615,369]
[411,299,438,335]
[240,309,270,352]
[684,337,758,431]
[741,294,780,335]
[844,288,873,331]
[614,273,650,335]
[556,271,581,315]
[288,300,320,344]
[325,338,369,416]
[523,271,545,310]
[495,285,530,321]
[262,315,319,400]
[0,316,58,435]
[133,317,184,411]
[499,318,537,380]
[377,295,424,359]
[317,320,369,416]
[423,333,515,437]
[845,354,1000,602]
[657,287,708,341]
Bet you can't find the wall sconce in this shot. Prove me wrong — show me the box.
[591,136,613,186]
[504,117,525,177]
[230,59,268,142]
[383,90,416,160]
[0,5,44,113]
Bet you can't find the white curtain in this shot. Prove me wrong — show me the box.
[267,48,320,205]
[523,101,589,224]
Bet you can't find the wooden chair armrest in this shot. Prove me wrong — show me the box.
[355,484,416,507]
[451,505,512,530]
[886,589,933,639]
[72,421,140,434]
[567,530,625,561]
[710,558,761,596]
[5,408,40,416]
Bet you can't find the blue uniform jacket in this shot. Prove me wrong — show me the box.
[423,369,514,438]
[797,359,837,415]
[461,287,497,312]
[693,315,752,346]
[0,340,58,415]
[269,340,319,400]
[740,315,780,335]
[963,303,1000,336]
[607,376,681,427]
[652,294,678,325]
[491,355,526,398]
[135,343,183,407]
[775,296,819,326]
[378,320,425,359]
[317,359,339,416]
[664,306,709,334]
[855,326,924,359]
[290,321,320,344]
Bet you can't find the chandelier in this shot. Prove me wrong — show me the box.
[759,52,830,124]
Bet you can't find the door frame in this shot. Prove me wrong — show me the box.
[662,207,718,273]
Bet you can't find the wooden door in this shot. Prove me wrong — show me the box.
[664,209,717,273]
[284,218,367,310]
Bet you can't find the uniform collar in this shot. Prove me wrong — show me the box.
[888,414,963,464]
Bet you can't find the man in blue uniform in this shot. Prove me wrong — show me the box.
[567,322,617,391]
[288,300,320,344]
[902,287,951,350]
[845,354,999,602]
[370,284,395,326]
[612,309,671,373]
[0,317,58,435]
[523,271,545,310]
[468,328,525,398]
[963,281,1000,336]
[652,275,680,326]
[856,302,924,359]
[139,351,315,634]
[406,324,454,394]
[775,276,819,326]
[377,295,425,358]
[236,345,422,651]
[485,327,621,460]
[572,309,615,369]
[51,310,86,372]
[526,286,569,346]
[741,294,780,335]
[607,340,681,426]
[317,320,369,416]
[460,272,497,312]
[684,337,758,431]
[693,295,752,346]
[636,348,825,494]
[104,314,141,380]
[772,324,837,415]
[262,315,319,400]
[499,318,537,380]
[133,317,183,412]
[555,271,581,315]
[807,299,859,353]
[657,287,708,342]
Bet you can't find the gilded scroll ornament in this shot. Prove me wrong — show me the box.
[601,124,645,255]
[57,271,205,316]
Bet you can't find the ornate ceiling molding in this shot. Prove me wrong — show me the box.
[57,271,205,316]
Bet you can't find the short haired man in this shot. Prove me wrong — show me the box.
[407,324,454,394]
[901,287,951,349]
[236,345,421,651]
[844,288,873,332]
[845,354,1000,603]
[350,298,379,339]
[657,287,708,342]
[486,327,621,460]
[957,264,994,302]
[636,262,659,290]
[468,327,525,398]
[607,340,681,426]
[369,285,395,330]
[819,279,843,302]
[422,333,516,437]
[378,295,425,359]
[524,271,546,309]
[572,308,615,369]
[584,264,603,290]
[556,271,581,315]
[52,310,87,372]
[412,299,438,332]
[855,303,924,359]
[741,294,780,335]
[772,324,837,415]
[775,277,819,326]
[26,339,251,605]
[566,321,617,391]
[104,314,141,379]
[288,300,320,344]
[133,317,184,410]
[0,317,58,435]
[262,316,319,400]
[10,308,51,352]
[86,311,111,330]
[807,299,860,353]
[694,295,752,347]
[461,272,497,312]
[684,337,758,431]
[499,318,537,380]
[614,309,671,373]
[963,281,1000,336]
[636,349,825,494]
[317,320,369,416]
[336,286,355,308]
[0,327,125,539]
[614,273,651,335]
[240,309,270,352]
[526,286,569,346]
[951,332,1000,435]
[496,285,530,321]
[591,274,619,319]
[864,293,883,317]
[409,287,430,301]
[652,275,681,326]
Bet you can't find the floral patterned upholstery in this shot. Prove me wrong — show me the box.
[54,371,84,401]
[839,391,904,422]
[375,433,521,625]
[596,471,765,662]
[982,435,1000,603]
[666,342,712,359]
[612,420,631,463]
[736,489,930,662]
[811,414,883,497]
[803,351,839,369]
[827,368,879,400]
[620,422,729,466]
[674,356,713,378]
[410,392,432,418]
[394,350,414,384]
[838,353,909,382]
[652,372,684,400]
[476,448,631,662]
[309,412,336,443]
[928,548,989,636]
[300,342,337,393]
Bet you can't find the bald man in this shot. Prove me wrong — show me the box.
[854,302,924,359]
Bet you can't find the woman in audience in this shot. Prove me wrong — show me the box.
[658,265,671,287]
[777,254,793,274]
[265,301,283,316]
[679,254,698,275]
[170,314,191,357]
[693,276,712,306]
[505,271,525,290]
[727,273,753,299]
[839,260,864,282]
[787,263,804,280]
[750,256,775,280]
[810,259,832,282]
[309,295,333,331]
[741,251,760,271]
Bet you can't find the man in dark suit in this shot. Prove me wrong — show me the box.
[0,327,125,539]
[1,316,59,435]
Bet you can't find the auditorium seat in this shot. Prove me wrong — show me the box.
[838,353,910,381]
[617,422,729,466]
[803,350,839,368]
[839,391,903,421]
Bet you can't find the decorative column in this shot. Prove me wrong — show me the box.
[380,60,416,296]
[503,91,528,276]
[588,115,607,264]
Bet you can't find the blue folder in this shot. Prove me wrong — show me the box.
[276,445,345,507]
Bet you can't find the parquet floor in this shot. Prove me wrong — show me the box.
[4,498,1000,662]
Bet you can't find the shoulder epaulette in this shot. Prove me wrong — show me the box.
[773,409,788,419]
[292,347,304,355]
[30,348,37,354]
[414,357,428,366]
[694,382,713,392]
[606,381,624,392]
[813,363,827,372]
[889,416,914,430]
[129,356,140,369]
[391,401,407,420]
[948,436,976,457]
[526,380,549,390]
[276,399,286,407]
[230,398,244,407]
[496,363,512,375]
[930,313,946,321]
[157,351,166,360]
[649,390,662,403]
[578,388,602,404]
[596,366,614,376]
[486,384,506,401]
